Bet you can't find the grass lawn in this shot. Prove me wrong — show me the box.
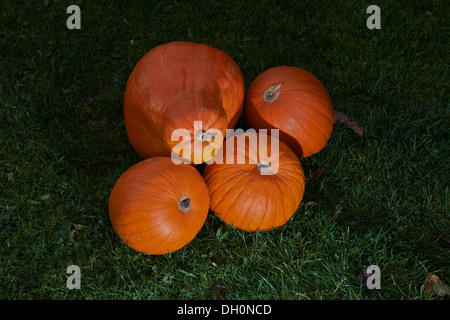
[0,0,448,300]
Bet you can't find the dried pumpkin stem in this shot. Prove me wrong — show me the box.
[195,130,217,141]
[263,83,281,102]
[177,196,191,213]
[257,160,271,171]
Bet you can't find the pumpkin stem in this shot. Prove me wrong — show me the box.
[263,83,281,102]
[177,196,191,213]
[195,130,217,141]
[257,160,271,171]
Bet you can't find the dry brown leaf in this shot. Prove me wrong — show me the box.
[44,0,50,7]
[357,267,372,285]
[424,274,450,297]
[214,283,228,300]
[304,201,318,208]
[438,235,450,248]
[312,167,324,179]
[334,110,364,136]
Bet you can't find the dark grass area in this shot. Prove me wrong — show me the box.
[0,0,448,299]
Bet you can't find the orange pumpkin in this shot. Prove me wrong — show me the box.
[124,41,244,164]
[108,157,209,255]
[203,132,305,232]
[244,66,334,158]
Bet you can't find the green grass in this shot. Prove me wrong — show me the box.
[0,0,448,300]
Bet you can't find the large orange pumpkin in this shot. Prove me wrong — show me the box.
[124,41,244,164]
[108,157,209,255]
[244,66,334,158]
[203,132,305,232]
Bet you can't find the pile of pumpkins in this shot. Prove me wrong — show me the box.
[108,41,334,255]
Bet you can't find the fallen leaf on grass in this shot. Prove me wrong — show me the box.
[357,267,372,285]
[214,283,228,300]
[424,274,450,297]
[312,167,324,179]
[334,111,364,136]
[438,235,450,248]
[304,201,318,208]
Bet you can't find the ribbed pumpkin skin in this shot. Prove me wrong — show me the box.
[108,157,209,255]
[203,132,305,232]
[124,41,244,163]
[244,66,334,158]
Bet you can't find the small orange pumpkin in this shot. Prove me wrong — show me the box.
[124,41,244,164]
[108,157,209,255]
[203,132,305,232]
[244,66,334,158]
